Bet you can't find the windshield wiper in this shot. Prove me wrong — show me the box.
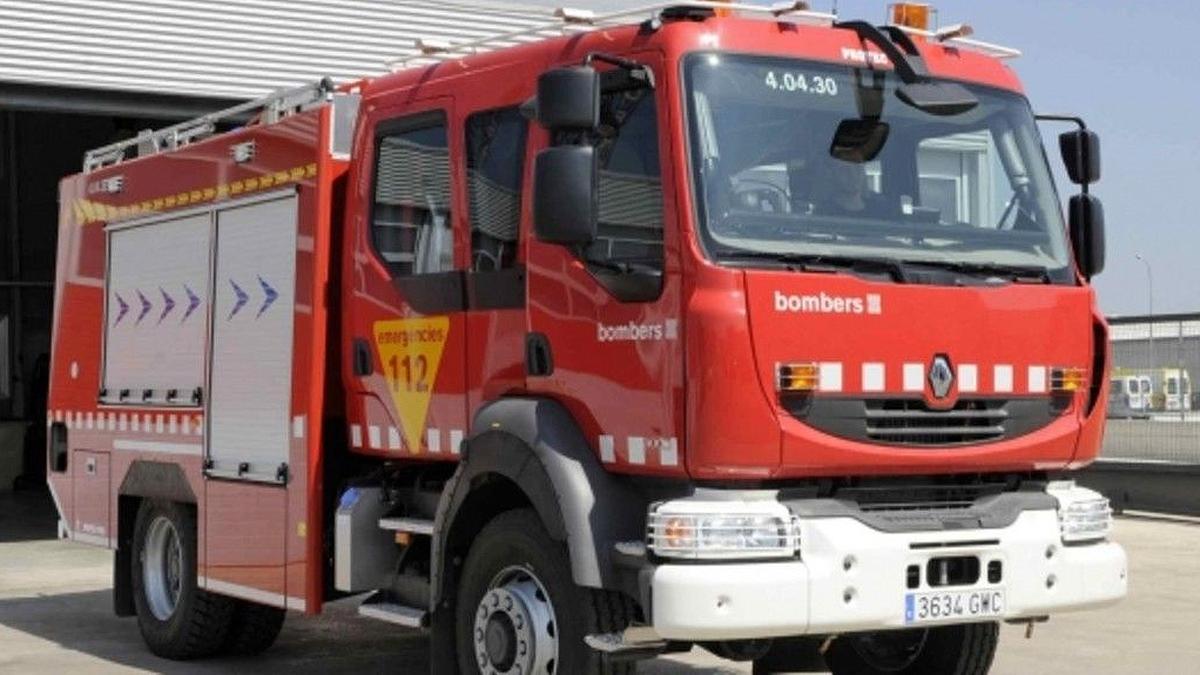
[908,260,1051,284]
[718,250,910,283]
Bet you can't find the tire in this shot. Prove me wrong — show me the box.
[131,499,235,659]
[454,508,635,675]
[825,622,999,675]
[222,599,286,656]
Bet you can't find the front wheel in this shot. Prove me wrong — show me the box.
[825,623,999,675]
[223,599,286,655]
[454,508,635,675]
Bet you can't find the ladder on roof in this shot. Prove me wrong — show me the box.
[82,78,335,172]
[81,0,1020,172]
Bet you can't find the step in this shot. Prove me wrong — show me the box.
[358,592,428,629]
[585,627,671,662]
[378,516,435,535]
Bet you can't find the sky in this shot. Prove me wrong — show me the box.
[522,0,1199,316]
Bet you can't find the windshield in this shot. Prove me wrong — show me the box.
[685,53,1072,280]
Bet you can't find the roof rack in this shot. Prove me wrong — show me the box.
[384,0,1021,69]
[386,1,837,70]
[890,24,1022,60]
[82,78,335,172]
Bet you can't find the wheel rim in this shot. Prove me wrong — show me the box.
[848,628,929,672]
[142,515,184,621]
[473,565,559,675]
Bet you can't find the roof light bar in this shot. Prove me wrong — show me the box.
[889,3,932,31]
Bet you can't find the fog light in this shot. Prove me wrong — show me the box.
[647,495,799,560]
[1048,481,1112,543]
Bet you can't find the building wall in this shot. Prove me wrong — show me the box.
[0,0,560,100]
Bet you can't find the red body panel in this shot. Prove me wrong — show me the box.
[49,107,344,613]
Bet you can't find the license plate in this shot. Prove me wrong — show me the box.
[904,589,1005,625]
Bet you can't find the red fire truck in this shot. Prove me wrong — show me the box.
[47,2,1125,673]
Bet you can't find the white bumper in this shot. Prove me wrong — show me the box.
[650,510,1127,640]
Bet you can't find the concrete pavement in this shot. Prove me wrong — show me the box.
[2,490,1198,674]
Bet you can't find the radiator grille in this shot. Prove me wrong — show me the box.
[864,398,1008,446]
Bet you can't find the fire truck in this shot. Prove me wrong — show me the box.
[47,2,1125,673]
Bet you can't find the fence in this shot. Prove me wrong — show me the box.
[1080,313,1200,516]
[1101,313,1200,464]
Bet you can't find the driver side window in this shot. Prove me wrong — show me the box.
[584,86,664,289]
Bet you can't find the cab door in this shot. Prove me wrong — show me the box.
[525,52,686,474]
[345,99,468,460]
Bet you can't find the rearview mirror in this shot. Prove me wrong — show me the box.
[533,145,598,245]
[536,66,600,130]
[1069,193,1105,278]
[830,119,890,162]
[1059,129,1101,185]
[896,81,978,116]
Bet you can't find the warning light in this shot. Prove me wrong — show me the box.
[890,3,932,31]
[1051,367,1088,393]
[777,362,820,392]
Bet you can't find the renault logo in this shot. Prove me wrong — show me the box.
[929,356,954,399]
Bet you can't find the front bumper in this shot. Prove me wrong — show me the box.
[648,510,1127,641]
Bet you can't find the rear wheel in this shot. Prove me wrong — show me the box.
[131,500,235,659]
[454,508,635,675]
[825,623,999,675]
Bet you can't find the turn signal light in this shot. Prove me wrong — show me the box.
[777,362,819,392]
[1051,367,1087,393]
[662,516,691,549]
[890,3,932,31]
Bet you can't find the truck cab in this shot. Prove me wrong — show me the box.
[335,5,1123,672]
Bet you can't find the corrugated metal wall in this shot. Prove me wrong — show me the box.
[0,0,563,100]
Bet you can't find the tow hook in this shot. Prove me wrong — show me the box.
[1005,616,1049,639]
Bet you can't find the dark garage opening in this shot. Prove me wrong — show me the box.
[0,90,239,492]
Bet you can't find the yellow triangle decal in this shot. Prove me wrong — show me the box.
[374,317,450,454]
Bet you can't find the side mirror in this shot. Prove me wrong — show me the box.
[536,66,600,130]
[1069,193,1105,278]
[533,145,597,245]
[1059,129,1101,185]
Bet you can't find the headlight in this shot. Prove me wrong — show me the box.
[646,495,799,560]
[1047,481,1113,543]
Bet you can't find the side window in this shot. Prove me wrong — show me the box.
[585,85,664,277]
[466,107,527,271]
[372,114,453,276]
